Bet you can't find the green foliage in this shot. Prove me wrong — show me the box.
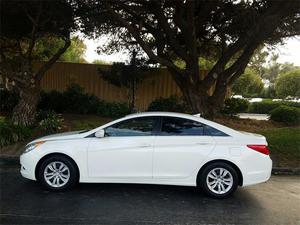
[37,110,63,134]
[38,90,65,113]
[0,120,33,147]
[232,69,264,97]
[260,85,276,99]
[275,69,300,98]
[147,96,188,113]
[39,83,130,117]
[0,89,19,112]
[93,59,111,65]
[97,101,131,118]
[259,128,300,163]
[34,36,86,63]
[269,106,300,124]
[221,98,250,115]
[249,100,300,114]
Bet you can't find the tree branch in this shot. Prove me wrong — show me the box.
[35,37,71,82]
[150,2,189,61]
[106,3,184,77]
[26,2,42,61]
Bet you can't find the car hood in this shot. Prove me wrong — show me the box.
[28,130,87,144]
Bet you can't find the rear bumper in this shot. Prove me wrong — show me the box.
[242,156,272,186]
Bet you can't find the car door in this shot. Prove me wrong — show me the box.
[87,116,158,178]
[153,116,216,179]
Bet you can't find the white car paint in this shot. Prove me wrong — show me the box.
[20,112,272,188]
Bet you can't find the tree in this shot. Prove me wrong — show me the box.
[60,36,87,63]
[92,59,111,65]
[232,69,264,97]
[0,0,75,125]
[78,0,300,117]
[33,36,87,63]
[275,69,300,98]
[99,50,150,111]
[248,47,269,76]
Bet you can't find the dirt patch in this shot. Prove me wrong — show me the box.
[214,115,284,132]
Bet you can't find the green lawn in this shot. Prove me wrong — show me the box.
[259,127,300,167]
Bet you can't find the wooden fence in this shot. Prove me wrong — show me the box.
[39,62,207,110]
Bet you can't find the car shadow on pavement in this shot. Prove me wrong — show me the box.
[1,172,268,224]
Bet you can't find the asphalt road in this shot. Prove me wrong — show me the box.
[0,167,299,225]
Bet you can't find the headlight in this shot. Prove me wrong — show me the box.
[24,141,45,153]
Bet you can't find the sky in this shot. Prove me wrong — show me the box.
[83,36,300,66]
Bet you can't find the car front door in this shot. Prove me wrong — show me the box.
[153,116,216,179]
[87,116,158,179]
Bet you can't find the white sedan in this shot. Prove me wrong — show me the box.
[20,112,272,198]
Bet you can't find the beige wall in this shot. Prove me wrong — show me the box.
[38,62,207,110]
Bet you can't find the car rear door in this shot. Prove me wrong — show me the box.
[153,116,216,179]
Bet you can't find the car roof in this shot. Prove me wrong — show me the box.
[124,111,197,119]
[86,111,242,137]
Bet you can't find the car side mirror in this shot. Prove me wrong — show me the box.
[95,129,105,138]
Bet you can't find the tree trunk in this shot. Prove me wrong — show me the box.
[178,81,228,119]
[12,86,40,126]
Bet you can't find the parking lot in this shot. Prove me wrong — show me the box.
[0,167,299,225]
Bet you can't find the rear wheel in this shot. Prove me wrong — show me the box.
[38,155,78,191]
[199,162,238,198]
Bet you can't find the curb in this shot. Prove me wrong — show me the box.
[272,167,300,175]
[0,156,299,175]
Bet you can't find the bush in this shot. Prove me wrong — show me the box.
[63,83,92,114]
[269,106,300,124]
[221,98,250,115]
[37,110,63,134]
[275,69,300,98]
[38,90,66,113]
[0,120,33,147]
[38,83,131,117]
[0,89,19,112]
[97,101,131,118]
[147,96,188,112]
[249,100,300,114]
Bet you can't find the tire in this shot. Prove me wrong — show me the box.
[37,155,78,191]
[198,162,238,198]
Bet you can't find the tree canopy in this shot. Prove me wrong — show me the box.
[275,69,300,98]
[232,69,264,98]
[0,0,76,125]
[78,0,300,116]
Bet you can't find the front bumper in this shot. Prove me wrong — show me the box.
[20,152,40,181]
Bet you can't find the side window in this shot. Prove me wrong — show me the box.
[204,125,229,136]
[105,117,156,137]
[161,117,204,136]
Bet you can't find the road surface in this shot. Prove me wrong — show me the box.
[0,167,299,224]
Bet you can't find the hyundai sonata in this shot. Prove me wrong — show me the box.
[20,112,272,198]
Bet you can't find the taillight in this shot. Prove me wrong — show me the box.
[247,145,270,155]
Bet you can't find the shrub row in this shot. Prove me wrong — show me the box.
[0,120,33,147]
[38,84,131,118]
[147,95,189,113]
[269,106,300,125]
[221,98,250,115]
[0,84,131,118]
[249,99,300,114]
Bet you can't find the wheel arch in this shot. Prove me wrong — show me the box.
[197,159,243,186]
[35,153,80,181]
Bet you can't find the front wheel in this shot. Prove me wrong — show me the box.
[38,155,78,191]
[199,162,238,198]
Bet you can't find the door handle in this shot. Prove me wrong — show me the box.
[197,143,211,145]
[138,144,151,148]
